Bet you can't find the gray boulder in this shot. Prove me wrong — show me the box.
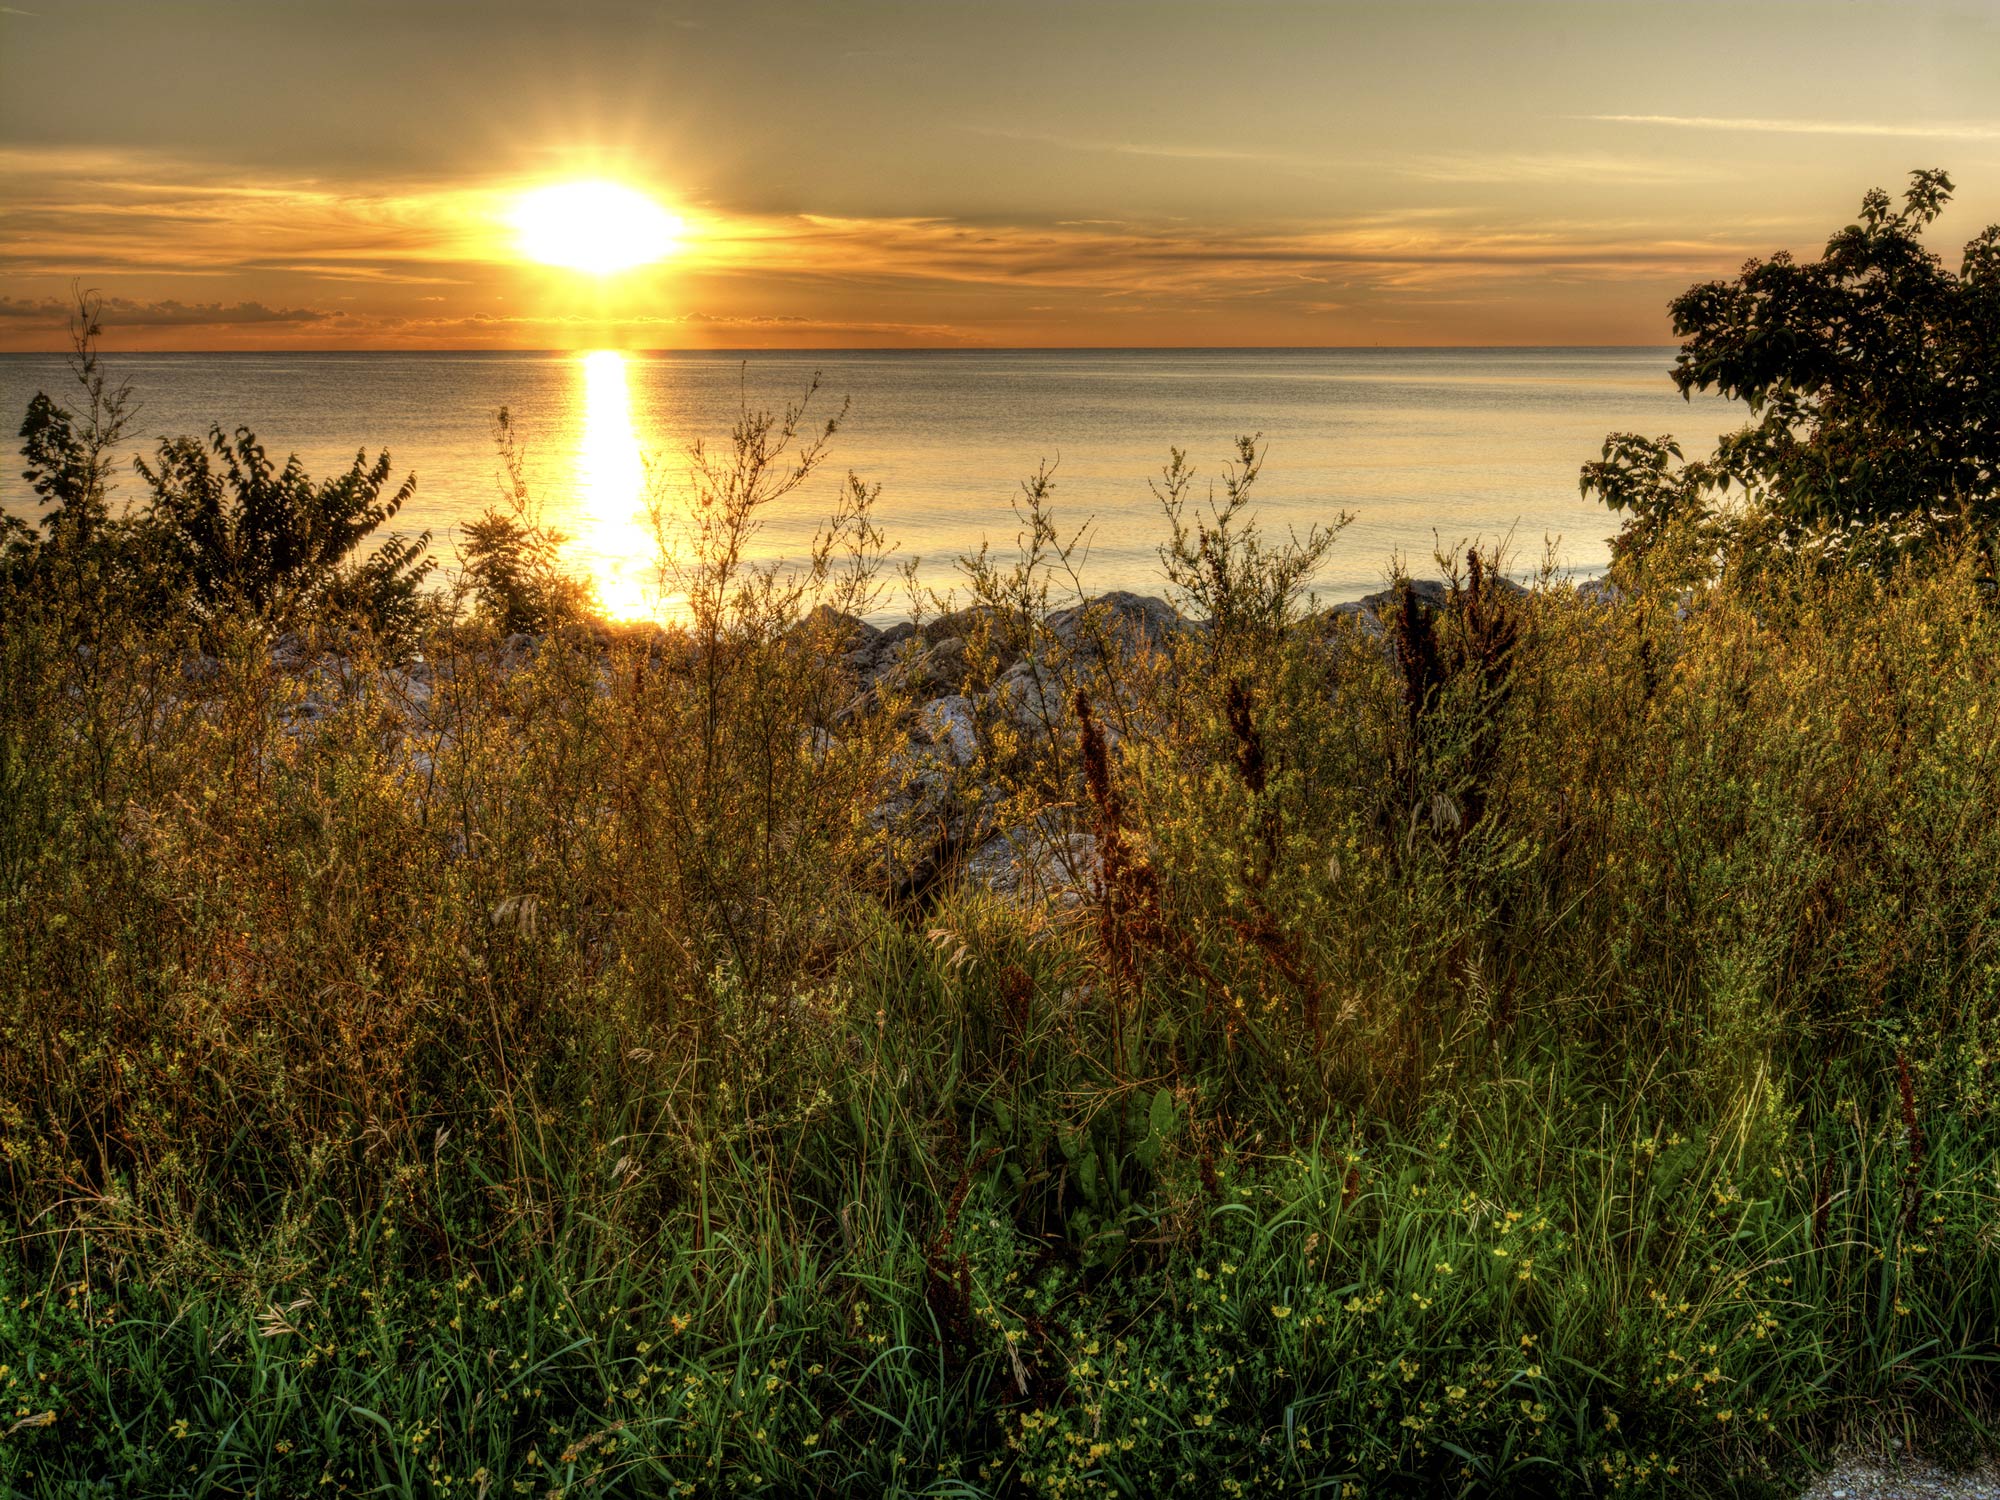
[918,694,978,766]
[961,816,1099,904]
[1046,592,1181,656]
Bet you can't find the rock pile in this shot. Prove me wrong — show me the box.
[242,572,1600,903]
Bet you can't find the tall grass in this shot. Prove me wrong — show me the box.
[2,439,1998,1495]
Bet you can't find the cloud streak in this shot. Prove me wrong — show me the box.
[1582,113,2000,141]
[0,295,336,326]
[957,125,1313,168]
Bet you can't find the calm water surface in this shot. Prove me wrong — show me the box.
[0,349,1734,618]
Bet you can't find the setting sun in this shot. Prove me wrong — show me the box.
[508,180,680,274]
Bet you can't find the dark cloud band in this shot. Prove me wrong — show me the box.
[0,295,336,326]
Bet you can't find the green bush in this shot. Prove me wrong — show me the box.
[8,293,434,644]
[1584,169,2000,575]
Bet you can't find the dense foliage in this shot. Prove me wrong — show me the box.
[1584,170,2000,571]
[4,488,1999,1496]
[8,294,433,643]
[136,424,432,636]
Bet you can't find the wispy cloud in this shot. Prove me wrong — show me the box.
[1398,151,1710,186]
[958,125,1313,168]
[0,146,503,278]
[356,308,979,348]
[0,295,337,326]
[1581,113,2000,141]
[738,214,1751,296]
[0,142,1750,299]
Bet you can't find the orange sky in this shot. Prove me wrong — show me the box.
[3,0,1998,350]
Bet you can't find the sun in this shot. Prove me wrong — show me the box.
[509,181,680,274]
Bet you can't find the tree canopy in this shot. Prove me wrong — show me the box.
[1586,169,2000,569]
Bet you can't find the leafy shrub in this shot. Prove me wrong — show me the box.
[8,298,432,644]
[456,408,594,635]
[138,424,433,638]
[1586,168,2000,574]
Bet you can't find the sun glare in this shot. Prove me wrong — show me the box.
[510,181,680,274]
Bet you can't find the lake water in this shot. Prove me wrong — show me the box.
[0,348,1734,619]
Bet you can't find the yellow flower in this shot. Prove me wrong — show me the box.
[1270,1305,1292,1319]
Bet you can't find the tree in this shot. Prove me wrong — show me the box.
[137,424,432,633]
[1585,169,2000,568]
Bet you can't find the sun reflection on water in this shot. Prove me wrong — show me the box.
[573,350,656,620]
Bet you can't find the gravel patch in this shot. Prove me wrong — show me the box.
[1800,1453,2000,1500]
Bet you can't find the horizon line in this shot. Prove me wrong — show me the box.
[0,341,1685,356]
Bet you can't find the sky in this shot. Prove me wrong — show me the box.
[2,0,1998,350]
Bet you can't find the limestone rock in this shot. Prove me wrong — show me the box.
[1046,592,1181,656]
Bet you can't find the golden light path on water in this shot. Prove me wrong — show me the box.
[573,350,657,620]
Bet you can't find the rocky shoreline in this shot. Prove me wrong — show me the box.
[227,573,1617,903]
[832,576,1582,902]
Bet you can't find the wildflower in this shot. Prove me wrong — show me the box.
[1271,1305,1292,1319]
